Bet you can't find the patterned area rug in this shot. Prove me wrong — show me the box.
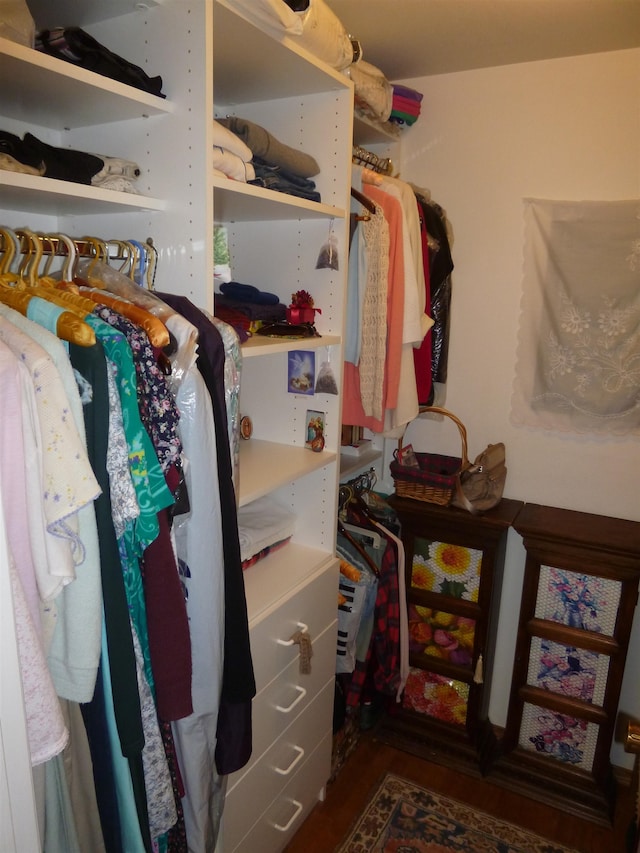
[337,773,580,852]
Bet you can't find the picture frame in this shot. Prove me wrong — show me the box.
[287,350,315,395]
[305,409,325,451]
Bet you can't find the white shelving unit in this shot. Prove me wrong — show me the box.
[211,3,352,849]
[0,1,354,850]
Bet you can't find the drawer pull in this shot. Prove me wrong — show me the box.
[274,744,305,776]
[277,622,309,646]
[274,799,303,832]
[276,685,307,714]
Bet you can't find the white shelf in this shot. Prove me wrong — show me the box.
[212,176,345,222]
[241,334,340,358]
[214,0,351,106]
[0,36,173,129]
[26,0,160,28]
[243,543,334,625]
[339,447,383,478]
[238,439,337,507]
[353,114,401,146]
[0,170,166,216]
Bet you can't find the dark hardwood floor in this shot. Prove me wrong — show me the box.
[284,729,638,853]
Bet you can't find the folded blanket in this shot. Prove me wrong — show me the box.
[219,116,320,178]
[212,147,255,182]
[294,0,355,71]
[392,95,422,116]
[392,83,423,103]
[212,119,253,161]
[348,60,392,123]
[237,496,296,563]
[214,293,287,322]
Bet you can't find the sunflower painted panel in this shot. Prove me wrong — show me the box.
[519,702,598,771]
[401,667,469,726]
[528,637,609,706]
[535,565,621,635]
[408,604,475,668]
[410,537,482,601]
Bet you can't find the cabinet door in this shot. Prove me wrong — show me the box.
[497,503,640,822]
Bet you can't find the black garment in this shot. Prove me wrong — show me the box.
[418,197,453,387]
[36,27,165,98]
[81,661,124,853]
[69,341,151,853]
[155,293,256,775]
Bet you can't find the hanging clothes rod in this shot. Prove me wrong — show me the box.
[352,145,393,175]
[0,230,155,262]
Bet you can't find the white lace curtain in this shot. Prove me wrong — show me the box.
[511,198,640,436]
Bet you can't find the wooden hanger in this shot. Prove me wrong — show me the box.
[337,520,380,577]
[350,186,375,220]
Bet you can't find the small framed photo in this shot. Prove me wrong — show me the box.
[288,350,315,395]
[305,409,325,451]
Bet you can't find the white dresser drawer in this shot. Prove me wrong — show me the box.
[228,730,333,853]
[248,562,338,693]
[224,679,333,849]
[228,620,336,792]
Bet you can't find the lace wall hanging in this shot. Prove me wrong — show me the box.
[511,198,640,437]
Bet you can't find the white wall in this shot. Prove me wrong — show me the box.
[397,47,640,767]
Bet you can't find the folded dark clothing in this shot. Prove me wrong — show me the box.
[22,133,104,184]
[250,158,321,203]
[214,294,287,322]
[36,27,165,98]
[0,130,104,184]
[220,281,280,305]
[212,305,251,343]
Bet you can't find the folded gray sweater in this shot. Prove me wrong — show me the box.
[218,116,320,178]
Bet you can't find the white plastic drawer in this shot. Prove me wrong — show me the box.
[228,620,336,792]
[223,679,333,850]
[249,563,337,693]
[228,730,332,853]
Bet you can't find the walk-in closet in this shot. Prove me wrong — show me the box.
[1,1,639,852]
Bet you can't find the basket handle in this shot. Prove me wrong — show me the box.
[405,406,470,469]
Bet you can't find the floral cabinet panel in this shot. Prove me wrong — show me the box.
[496,503,640,824]
[378,497,523,772]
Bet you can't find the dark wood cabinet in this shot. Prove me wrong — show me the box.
[378,497,523,773]
[493,503,640,824]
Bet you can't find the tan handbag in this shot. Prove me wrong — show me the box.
[451,441,506,515]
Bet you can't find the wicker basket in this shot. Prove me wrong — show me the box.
[390,407,470,505]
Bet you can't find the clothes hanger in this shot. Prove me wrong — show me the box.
[0,227,18,274]
[340,520,382,549]
[350,186,375,220]
[0,228,96,346]
[79,285,171,349]
[337,520,380,577]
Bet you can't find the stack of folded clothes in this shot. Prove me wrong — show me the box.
[217,116,321,202]
[35,27,165,97]
[214,281,287,342]
[237,496,296,569]
[0,129,142,193]
[389,83,423,127]
[212,119,255,182]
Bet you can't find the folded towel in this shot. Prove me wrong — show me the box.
[392,83,424,103]
[212,147,255,182]
[212,119,253,161]
[219,116,320,178]
[237,496,296,563]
